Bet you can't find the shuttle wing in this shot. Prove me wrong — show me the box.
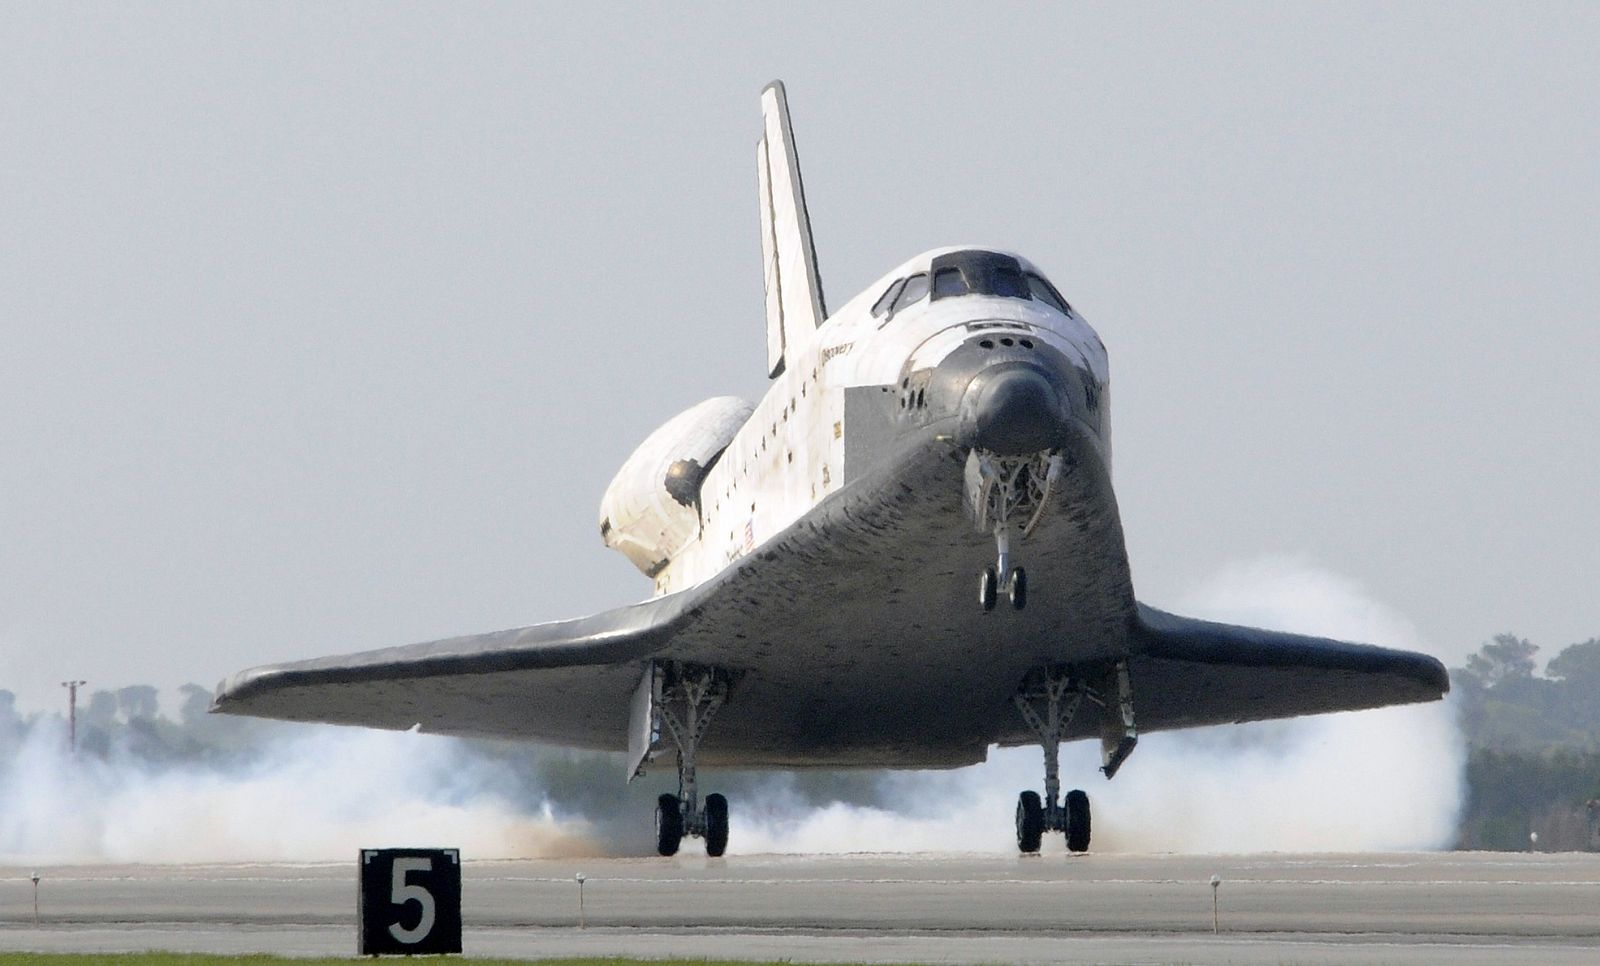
[211,592,700,747]
[1122,604,1449,731]
[213,598,1448,757]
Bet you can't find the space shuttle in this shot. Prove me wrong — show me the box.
[215,82,1447,857]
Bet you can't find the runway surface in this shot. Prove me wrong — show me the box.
[2,851,1598,964]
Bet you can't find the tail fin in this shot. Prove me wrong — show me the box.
[757,81,827,379]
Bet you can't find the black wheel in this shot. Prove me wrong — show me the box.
[704,793,729,857]
[1009,567,1027,610]
[655,793,683,856]
[980,568,998,611]
[1015,790,1044,853]
[1065,789,1091,853]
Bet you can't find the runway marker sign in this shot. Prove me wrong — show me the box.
[359,848,462,955]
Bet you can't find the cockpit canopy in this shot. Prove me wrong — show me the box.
[871,250,1073,320]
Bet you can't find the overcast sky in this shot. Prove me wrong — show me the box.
[2,3,1596,712]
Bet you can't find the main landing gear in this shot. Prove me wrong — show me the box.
[967,450,1062,612]
[1011,662,1139,854]
[652,662,733,857]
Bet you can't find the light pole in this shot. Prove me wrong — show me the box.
[61,680,86,755]
[1210,874,1222,934]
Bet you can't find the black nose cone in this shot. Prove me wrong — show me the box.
[964,365,1064,455]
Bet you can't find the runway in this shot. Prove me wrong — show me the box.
[3,851,1598,964]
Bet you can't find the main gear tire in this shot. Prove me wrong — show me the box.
[704,793,729,857]
[1065,789,1091,853]
[655,793,684,856]
[1015,790,1044,853]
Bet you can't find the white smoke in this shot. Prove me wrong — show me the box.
[0,722,595,864]
[735,556,1464,854]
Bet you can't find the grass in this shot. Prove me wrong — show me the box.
[0,953,812,959]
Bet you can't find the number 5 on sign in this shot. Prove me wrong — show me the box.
[359,848,462,955]
[388,857,436,942]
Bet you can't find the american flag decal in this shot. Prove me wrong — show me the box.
[743,519,755,552]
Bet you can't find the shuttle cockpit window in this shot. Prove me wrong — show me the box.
[991,264,1029,299]
[889,272,930,314]
[879,253,1072,317]
[929,250,1042,303]
[871,277,907,317]
[1024,273,1073,316]
[933,267,970,299]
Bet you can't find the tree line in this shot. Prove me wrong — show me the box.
[1451,634,1600,850]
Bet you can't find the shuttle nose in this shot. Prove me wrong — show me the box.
[961,364,1065,455]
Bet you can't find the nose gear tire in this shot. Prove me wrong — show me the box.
[980,568,998,611]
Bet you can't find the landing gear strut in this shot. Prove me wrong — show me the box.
[1011,662,1139,854]
[967,450,1062,611]
[652,662,733,856]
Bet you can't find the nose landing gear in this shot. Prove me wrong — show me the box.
[967,450,1061,611]
[979,563,1027,611]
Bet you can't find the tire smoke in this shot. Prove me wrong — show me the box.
[0,722,595,864]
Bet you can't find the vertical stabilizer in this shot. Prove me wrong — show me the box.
[757,81,827,378]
